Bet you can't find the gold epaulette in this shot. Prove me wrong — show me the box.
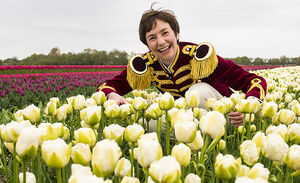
[127,55,151,90]
[190,42,218,80]
[98,83,116,92]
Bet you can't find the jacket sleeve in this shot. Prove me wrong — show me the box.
[209,56,267,100]
[97,69,133,96]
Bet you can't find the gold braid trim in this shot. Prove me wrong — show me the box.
[127,55,151,90]
[98,83,116,92]
[190,42,218,80]
[247,78,265,100]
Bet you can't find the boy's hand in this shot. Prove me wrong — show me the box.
[108,93,128,105]
[229,111,244,128]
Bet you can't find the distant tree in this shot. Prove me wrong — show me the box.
[48,47,61,56]
[253,57,264,65]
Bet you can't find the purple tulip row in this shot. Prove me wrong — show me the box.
[0,71,121,97]
[0,65,127,71]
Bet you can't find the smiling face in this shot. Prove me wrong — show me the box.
[145,19,179,66]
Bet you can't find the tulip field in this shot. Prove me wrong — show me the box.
[0,65,300,183]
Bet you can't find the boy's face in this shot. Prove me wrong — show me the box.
[145,19,179,65]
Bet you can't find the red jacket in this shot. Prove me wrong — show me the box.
[98,42,267,100]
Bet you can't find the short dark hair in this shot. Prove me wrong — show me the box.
[139,6,180,46]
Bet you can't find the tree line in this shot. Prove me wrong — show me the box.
[1,47,299,66]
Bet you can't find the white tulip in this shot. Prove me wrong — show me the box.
[132,97,148,111]
[286,144,300,170]
[114,157,132,177]
[187,130,204,151]
[1,120,32,143]
[103,124,125,145]
[74,128,96,147]
[71,143,91,166]
[262,133,288,163]
[38,123,58,143]
[171,143,191,167]
[80,105,102,126]
[174,97,187,109]
[199,111,226,139]
[73,95,86,110]
[21,104,40,123]
[92,139,122,177]
[171,109,194,127]
[124,123,144,143]
[214,153,241,180]
[288,123,300,144]
[19,172,36,183]
[174,121,197,143]
[103,99,117,109]
[149,156,181,183]
[240,140,259,166]
[158,92,175,110]
[184,173,201,183]
[68,164,107,183]
[104,104,121,118]
[120,176,140,183]
[248,163,270,181]
[92,91,107,106]
[185,90,201,108]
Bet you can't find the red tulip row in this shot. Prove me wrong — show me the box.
[0,65,127,71]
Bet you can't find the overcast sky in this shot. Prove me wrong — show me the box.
[0,0,300,60]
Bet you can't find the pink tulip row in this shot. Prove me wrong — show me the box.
[240,65,284,71]
[0,65,127,71]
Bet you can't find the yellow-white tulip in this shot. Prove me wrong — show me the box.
[120,103,134,119]
[292,104,300,116]
[149,156,181,183]
[171,143,191,167]
[104,104,121,118]
[132,97,148,111]
[286,144,300,170]
[73,95,86,110]
[185,90,201,108]
[124,123,144,143]
[13,110,24,122]
[174,121,197,143]
[74,128,96,147]
[92,139,122,177]
[132,90,147,98]
[219,97,234,114]
[199,111,226,139]
[16,126,40,161]
[68,164,108,183]
[56,105,68,121]
[187,130,204,151]
[1,120,32,143]
[262,133,288,163]
[229,93,244,106]
[120,176,140,183]
[103,124,125,145]
[174,97,187,109]
[266,124,288,142]
[260,101,278,119]
[158,92,175,110]
[244,113,255,123]
[66,96,75,107]
[171,109,194,127]
[45,101,57,116]
[252,131,266,151]
[134,138,163,168]
[50,97,60,106]
[21,104,40,124]
[71,143,91,166]
[276,109,295,125]
[240,140,259,166]
[248,163,270,181]
[85,97,97,107]
[38,123,58,143]
[145,103,163,120]
[103,99,117,109]
[80,105,102,126]
[211,100,227,114]
[214,153,241,180]
[206,97,217,110]
[236,165,250,177]
[114,157,132,177]
[288,123,300,144]
[41,138,71,168]
[92,91,107,106]
[184,173,201,183]
[51,123,64,138]
[19,172,36,183]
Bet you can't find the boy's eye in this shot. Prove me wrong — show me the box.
[162,31,168,35]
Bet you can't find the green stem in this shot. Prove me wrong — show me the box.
[199,135,210,164]
[145,168,149,183]
[156,117,161,143]
[165,110,170,155]
[37,150,42,183]
[56,168,62,183]
[241,114,246,142]
[13,143,19,183]
[130,144,134,177]
[246,113,252,140]
[181,166,185,182]
[284,166,290,183]
[0,140,8,181]
[22,161,26,183]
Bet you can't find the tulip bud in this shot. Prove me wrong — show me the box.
[16,126,40,161]
[120,103,134,119]
[149,156,181,183]
[134,138,163,168]
[193,107,207,119]
[124,124,144,143]
[237,126,246,135]
[171,143,191,167]
[132,97,148,111]
[219,139,226,151]
[288,123,300,144]
[250,125,256,132]
[292,104,300,116]
[71,143,91,166]
[92,139,122,177]
[244,113,255,123]
[145,103,163,120]
[240,140,259,166]
[80,106,102,126]
[185,90,201,108]
[286,144,300,170]
[260,101,278,119]
[174,97,187,109]
[114,158,132,177]
[56,105,68,122]
[104,104,121,119]
[22,104,40,124]
[187,130,204,151]
[66,96,75,107]
[4,142,14,154]
[174,121,197,143]
[74,128,96,147]
[62,126,70,141]
[262,133,288,163]
[19,172,36,183]
[214,153,241,180]
[199,111,226,139]
[51,123,64,138]
[132,90,147,98]
[92,91,107,106]
[50,97,60,106]
[45,101,57,116]
[73,95,86,110]
[120,176,140,183]
[103,124,125,145]
[158,92,175,110]
[41,138,71,168]
[13,110,24,122]
[248,163,270,181]
[184,173,201,183]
